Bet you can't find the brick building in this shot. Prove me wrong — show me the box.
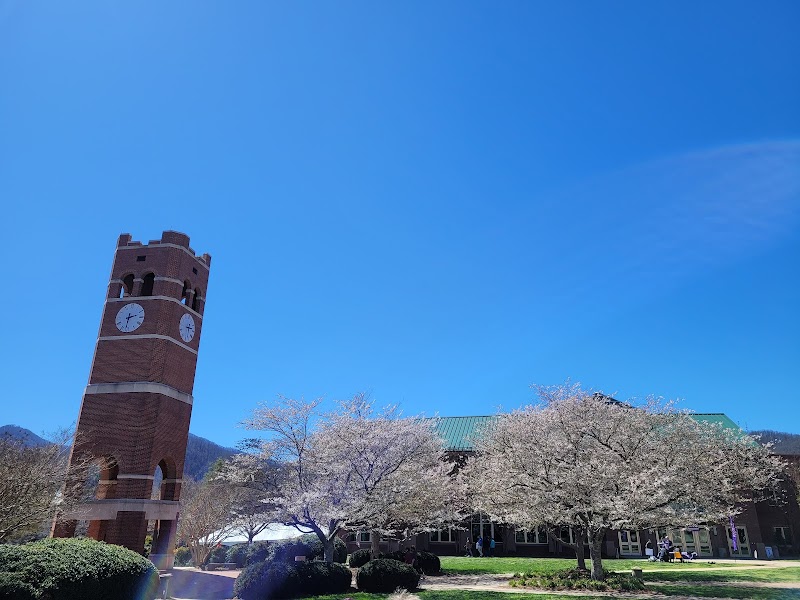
[348,414,799,559]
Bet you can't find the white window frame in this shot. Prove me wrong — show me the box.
[515,525,548,545]
[430,528,456,543]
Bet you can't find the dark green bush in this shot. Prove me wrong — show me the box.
[226,543,249,568]
[267,538,313,563]
[373,549,438,574]
[348,548,372,568]
[0,537,158,600]
[174,545,193,566]
[416,550,440,574]
[356,558,420,592]
[209,544,229,563]
[234,560,351,600]
[299,534,347,563]
[245,541,271,566]
[0,572,37,600]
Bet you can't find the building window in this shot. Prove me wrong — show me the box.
[120,274,134,298]
[515,526,548,544]
[358,531,371,542]
[141,273,155,297]
[430,528,455,543]
[774,527,792,546]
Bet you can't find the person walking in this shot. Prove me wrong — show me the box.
[489,536,496,557]
[476,536,484,557]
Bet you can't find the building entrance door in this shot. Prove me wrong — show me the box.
[725,525,751,557]
[617,530,641,556]
[679,528,713,557]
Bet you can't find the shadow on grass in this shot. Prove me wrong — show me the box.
[649,583,800,599]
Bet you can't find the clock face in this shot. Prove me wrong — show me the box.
[179,313,196,343]
[115,303,145,333]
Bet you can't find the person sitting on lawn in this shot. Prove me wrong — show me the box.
[681,549,698,561]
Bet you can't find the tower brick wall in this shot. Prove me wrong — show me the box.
[53,231,210,569]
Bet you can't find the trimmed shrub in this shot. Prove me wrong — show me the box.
[300,534,348,563]
[226,543,249,568]
[234,560,351,600]
[416,550,440,575]
[356,558,420,592]
[245,541,271,566]
[174,545,193,566]
[0,572,37,600]
[300,561,353,595]
[209,544,228,563]
[375,549,438,574]
[0,537,158,600]
[348,548,372,568]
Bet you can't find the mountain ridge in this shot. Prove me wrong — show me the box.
[1,425,237,480]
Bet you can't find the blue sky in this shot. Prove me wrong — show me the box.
[1,1,798,449]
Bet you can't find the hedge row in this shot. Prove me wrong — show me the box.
[0,538,158,600]
[234,560,352,600]
[227,535,347,568]
[349,549,440,574]
[356,558,421,593]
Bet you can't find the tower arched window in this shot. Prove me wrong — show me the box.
[192,287,202,312]
[141,273,155,297]
[181,281,191,305]
[120,275,134,298]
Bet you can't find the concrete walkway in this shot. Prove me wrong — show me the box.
[167,567,237,600]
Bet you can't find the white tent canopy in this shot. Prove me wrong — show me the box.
[218,523,304,546]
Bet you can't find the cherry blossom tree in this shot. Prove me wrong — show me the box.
[465,383,784,580]
[226,394,461,562]
[176,477,239,567]
[322,398,467,557]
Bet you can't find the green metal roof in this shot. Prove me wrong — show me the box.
[432,413,742,452]
[431,416,496,452]
[687,413,741,431]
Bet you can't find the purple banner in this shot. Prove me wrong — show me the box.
[729,516,738,551]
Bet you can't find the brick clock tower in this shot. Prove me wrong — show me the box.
[53,231,210,569]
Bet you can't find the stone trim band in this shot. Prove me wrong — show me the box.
[67,499,180,521]
[97,333,198,356]
[84,382,194,405]
[105,295,204,319]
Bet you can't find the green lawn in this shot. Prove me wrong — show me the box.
[648,583,800,599]
[439,555,737,575]
[643,566,800,583]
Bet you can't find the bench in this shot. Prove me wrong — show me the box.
[202,562,238,571]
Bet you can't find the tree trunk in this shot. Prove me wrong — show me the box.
[323,537,335,563]
[574,526,587,571]
[371,530,381,558]
[586,528,606,581]
[575,543,587,571]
